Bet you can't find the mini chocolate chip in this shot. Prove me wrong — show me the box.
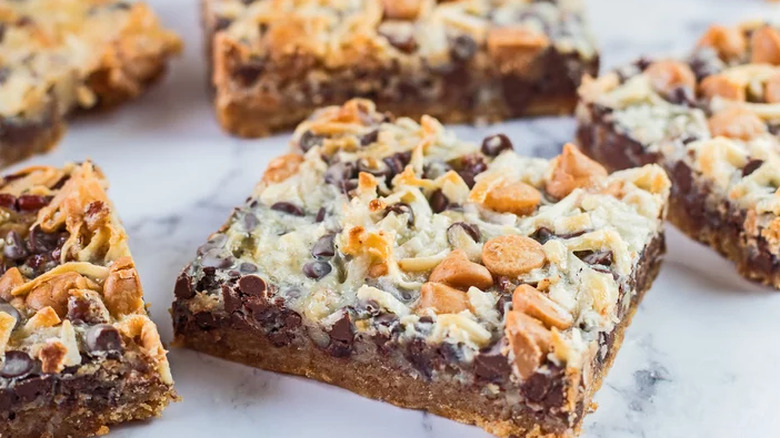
[455,154,488,188]
[200,252,232,269]
[238,275,267,297]
[0,302,20,328]
[233,60,265,87]
[86,324,123,355]
[429,189,449,213]
[4,230,28,261]
[17,195,51,211]
[575,250,613,266]
[450,34,477,62]
[315,207,327,222]
[239,262,258,273]
[742,159,764,177]
[383,31,418,53]
[667,86,696,106]
[473,341,512,382]
[447,222,481,243]
[299,130,323,152]
[531,227,555,244]
[634,57,652,71]
[271,202,304,216]
[174,275,195,299]
[384,203,414,226]
[481,134,513,157]
[360,129,380,146]
[418,316,433,324]
[326,312,354,357]
[0,194,16,210]
[312,234,336,258]
[356,158,390,179]
[302,261,332,280]
[0,350,34,379]
[325,161,358,186]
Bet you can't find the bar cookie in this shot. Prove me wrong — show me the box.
[576,21,780,288]
[0,0,182,167]
[205,0,598,137]
[0,163,176,437]
[172,99,669,437]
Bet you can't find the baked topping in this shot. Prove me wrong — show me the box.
[0,163,172,387]
[179,99,669,382]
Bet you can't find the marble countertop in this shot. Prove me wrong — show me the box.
[15,0,780,436]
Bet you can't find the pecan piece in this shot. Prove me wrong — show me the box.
[26,272,89,317]
[644,60,697,96]
[262,153,304,184]
[504,310,552,379]
[751,26,780,65]
[487,27,550,77]
[482,235,546,278]
[429,249,493,290]
[512,284,573,330]
[697,25,747,60]
[546,143,608,200]
[483,180,541,216]
[708,106,767,141]
[0,267,25,302]
[416,282,470,315]
[103,256,144,316]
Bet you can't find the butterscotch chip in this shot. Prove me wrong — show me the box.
[429,249,493,290]
[381,0,420,20]
[699,74,746,101]
[482,235,546,277]
[416,282,470,314]
[765,73,780,103]
[262,153,304,184]
[708,106,767,140]
[512,284,573,330]
[644,60,697,96]
[487,27,550,76]
[504,310,552,379]
[484,180,541,216]
[697,25,747,60]
[751,26,780,65]
[546,143,608,199]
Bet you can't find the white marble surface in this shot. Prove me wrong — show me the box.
[14,0,780,436]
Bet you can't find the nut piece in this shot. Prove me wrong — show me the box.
[512,284,573,330]
[417,282,470,314]
[482,235,546,278]
[26,272,88,317]
[0,268,25,302]
[429,249,493,290]
[546,143,608,199]
[487,27,550,77]
[699,74,746,101]
[697,25,747,60]
[765,72,780,103]
[708,106,767,141]
[39,340,68,374]
[262,153,304,184]
[381,0,420,20]
[483,180,541,216]
[504,310,552,379]
[751,26,780,65]
[644,60,697,96]
[103,257,144,316]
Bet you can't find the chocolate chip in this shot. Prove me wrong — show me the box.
[302,261,331,280]
[0,350,34,379]
[312,234,336,258]
[356,158,390,179]
[271,202,304,216]
[85,324,123,355]
[384,203,414,226]
[243,213,259,230]
[3,230,28,261]
[473,341,511,382]
[0,194,15,210]
[238,275,266,297]
[66,293,108,324]
[324,161,358,186]
[481,133,513,157]
[742,159,764,177]
[315,207,327,222]
[326,311,354,357]
[200,251,232,269]
[214,17,233,31]
[447,222,480,243]
[0,302,20,328]
[360,129,380,146]
[666,86,696,106]
[455,154,488,188]
[299,130,323,152]
[382,151,412,179]
[450,34,477,62]
[239,262,258,273]
[27,226,63,254]
[531,227,555,244]
[383,31,418,53]
[575,250,613,266]
[233,59,265,87]
[17,195,51,212]
[174,274,195,299]
[429,189,449,213]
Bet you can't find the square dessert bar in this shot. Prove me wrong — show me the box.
[0,0,181,168]
[577,21,780,288]
[173,99,669,437]
[0,163,176,437]
[205,0,599,137]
